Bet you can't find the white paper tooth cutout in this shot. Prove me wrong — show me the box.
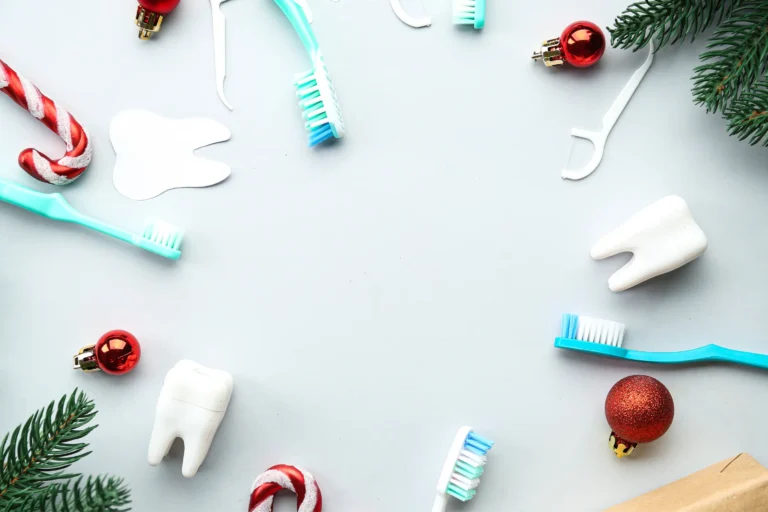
[110,109,232,201]
[148,360,234,478]
[591,195,708,292]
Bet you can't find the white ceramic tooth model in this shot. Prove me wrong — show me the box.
[591,195,708,292]
[148,360,234,477]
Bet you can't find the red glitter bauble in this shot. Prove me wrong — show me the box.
[95,330,141,375]
[138,0,181,14]
[560,21,606,68]
[605,375,674,444]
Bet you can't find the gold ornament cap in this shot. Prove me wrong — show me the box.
[531,37,564,67]
[136,7,164,40]
[610,432,637,458]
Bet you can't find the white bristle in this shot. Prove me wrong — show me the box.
[458,449,486,466]
[575,316,625,347]
[449,474,479,490]
[453,0,476,21]
[142,218,184,249]
[295,53,345,139]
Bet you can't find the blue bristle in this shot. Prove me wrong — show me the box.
[308,124,334,147]
[464,432,494,456]
[468,432,494,449]
[562,313,579,338]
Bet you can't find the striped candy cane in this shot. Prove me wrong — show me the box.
[0,59,92,185]
[249,465,322,512]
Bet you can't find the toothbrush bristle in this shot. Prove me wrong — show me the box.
[562,314,626,347]
[447,431,493,502]
[453,0,484,27]
[294,54,345,147]
[142,218,184,250]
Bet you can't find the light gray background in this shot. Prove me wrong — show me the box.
[2,0,768,511]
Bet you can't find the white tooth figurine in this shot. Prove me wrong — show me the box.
[591,195,708,292]
[148,360,234,477]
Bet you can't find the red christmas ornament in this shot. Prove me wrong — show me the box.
[605,375,674,458]
[73,330,141,376]
[532,21,606,68]
[136,0,182,40]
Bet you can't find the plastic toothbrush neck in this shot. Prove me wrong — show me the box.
[275,0,320,55]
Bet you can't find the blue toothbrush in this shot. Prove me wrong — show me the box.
[274,0,345,147]
[0,178,183,260]
[556,313,768,369]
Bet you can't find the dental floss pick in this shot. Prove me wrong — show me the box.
[562,41,654,181]
[210,0,234,110]
[391,0,431,28]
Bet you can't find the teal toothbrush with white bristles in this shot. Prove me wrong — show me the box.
[556,313,768,370]
[274,0,345,147]
[0,178,183,260]
[453,0,485,29]
[432,426,494,512]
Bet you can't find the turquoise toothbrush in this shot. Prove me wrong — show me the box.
[274,0,345,147]
[453,0,485,29]
[556,313,768,369]
[0,178,183,260]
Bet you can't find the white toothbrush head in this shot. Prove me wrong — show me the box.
[139,218,184,260]
[432,426,494,512]
[561,313,626,347]
[295,53,345,147]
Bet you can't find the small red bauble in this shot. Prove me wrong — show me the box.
[73,330,141,376]
[605,375,674,458]
[135,0,181,40]
[532,20,606,68]
[138,0,181,14]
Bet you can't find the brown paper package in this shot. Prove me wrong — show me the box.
[604,454,768,512]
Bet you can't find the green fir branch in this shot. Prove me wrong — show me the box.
[609,0,742,51]
[692,2,768,112]
[725,78,768,145]
[4,476,131,512]
[0,390,97,506]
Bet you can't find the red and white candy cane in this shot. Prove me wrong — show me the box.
[249,465,322,512]
[0,59,92,185]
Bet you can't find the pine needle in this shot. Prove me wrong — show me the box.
[692,2,768,112]
[0,390,132,512]
[5,476,131,512]
[725,78,768,145]
[609,0,742,51]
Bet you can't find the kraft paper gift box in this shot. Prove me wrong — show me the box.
[604,454,768,512]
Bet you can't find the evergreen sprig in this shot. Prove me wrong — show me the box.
[693,3,768,112]
[610,0,741,51]
[0,391,131,512]
[725,78,768,145]
[5,477,130,512]
[609,0,768,147]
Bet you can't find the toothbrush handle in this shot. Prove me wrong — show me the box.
[431,495,447,512]
[0,179,81,220]
[0,178,138,246]
[711,345,768,370]
[273,0,319,55]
